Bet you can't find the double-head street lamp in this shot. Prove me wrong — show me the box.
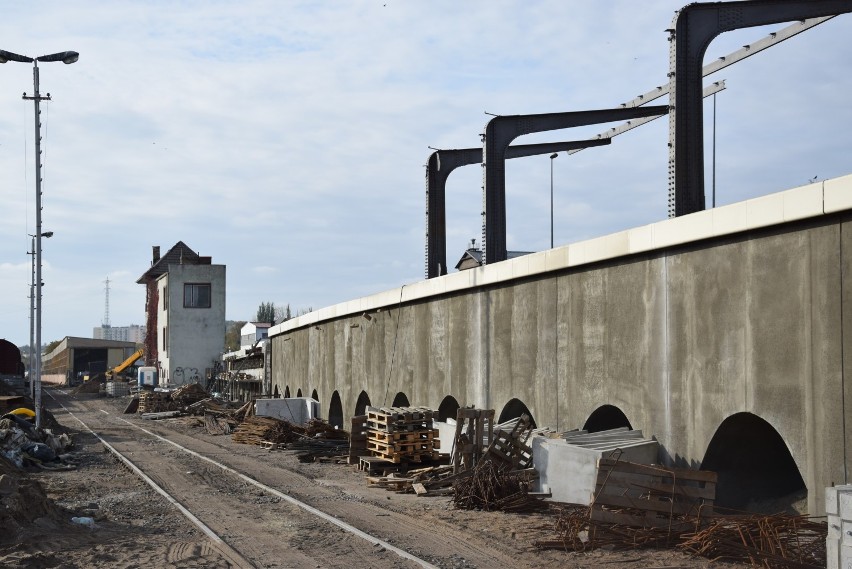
[1,49,78,428]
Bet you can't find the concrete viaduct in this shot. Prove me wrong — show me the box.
[270,175,852,516]
[269,1,852,516]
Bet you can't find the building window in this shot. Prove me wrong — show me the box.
[163,326,168,351]
[184,283,211,308]
[163,285,168,310]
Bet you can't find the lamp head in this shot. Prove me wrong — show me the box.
[550,153,559,159]
[0,49,34,64]
[42,231,54,238]
[35,51,79,64]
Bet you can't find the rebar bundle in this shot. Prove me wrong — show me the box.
[536,506,827,569]
[678,513,827,568]
[452,458,541,512]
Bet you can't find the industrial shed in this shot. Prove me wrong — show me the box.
[42,336,138,384]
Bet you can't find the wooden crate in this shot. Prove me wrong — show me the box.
[591,458,717,529]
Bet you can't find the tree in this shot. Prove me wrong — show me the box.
[256,302,275,325]
[224,321,247,352]
[44,339,61,355]
[275,304,292,324]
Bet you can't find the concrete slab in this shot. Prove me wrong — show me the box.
[255,397,319,425]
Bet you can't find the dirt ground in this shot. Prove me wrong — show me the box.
[0,387,757,569]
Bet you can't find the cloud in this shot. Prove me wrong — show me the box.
[0,1,850,345]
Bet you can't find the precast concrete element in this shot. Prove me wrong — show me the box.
[425,139,611,279]
[667,0,852,217]
[531,428,658,505]
[481,105,666,264]
[270,174,852,515]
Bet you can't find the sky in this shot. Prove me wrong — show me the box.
[1,1,851,348]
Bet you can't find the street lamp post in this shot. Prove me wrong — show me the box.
[28,232,52,400]
[1,49,78,428]
[550,153,559,249]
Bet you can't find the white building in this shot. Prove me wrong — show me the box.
[93,324,146,343]
[240,322,271,349]
[137,242,226,387]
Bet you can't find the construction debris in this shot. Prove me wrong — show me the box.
[230,413,350,462]
[137,391,172,414]
[536,505,826,568]
[678,513,827,568]
[452,459,543,512]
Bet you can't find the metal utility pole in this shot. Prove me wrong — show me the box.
[1,48,79,428]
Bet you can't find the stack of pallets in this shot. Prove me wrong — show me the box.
[365,406,440,464]
[137,391,170,414]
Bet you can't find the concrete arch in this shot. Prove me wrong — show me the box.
[328,391,344,429]
[284,386,290,398]
[273,385,280,398]
[311,389,319,402]
[391,392,410,407]
[296,388,302,397]
[355,391,371,416]
[497,398,536,428]
[701,412,805,512]
[583,404,632,433]
[437,395,460,422]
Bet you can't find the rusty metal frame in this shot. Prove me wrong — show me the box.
[668,0,852,217]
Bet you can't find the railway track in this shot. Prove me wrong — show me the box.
[46,389,440,569]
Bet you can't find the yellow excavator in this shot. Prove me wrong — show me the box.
[104,348,144,381]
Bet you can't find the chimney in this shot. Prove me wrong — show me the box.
[152,246,161,265]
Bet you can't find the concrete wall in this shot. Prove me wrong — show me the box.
[158,264,226,385]
[270,176,852,515]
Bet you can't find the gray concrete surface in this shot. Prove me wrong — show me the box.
[270,179,852,515]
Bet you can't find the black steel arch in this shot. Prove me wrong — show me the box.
[425,139,611,278]
[668,0,852,217]
[482,105,667,264]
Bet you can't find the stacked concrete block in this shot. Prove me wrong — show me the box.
[827,484,852,569]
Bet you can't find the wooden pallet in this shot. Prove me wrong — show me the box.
[367,439,437,454]
[591,458,717,529]
[487,422,533,469]
[358,455,401,475]
[452,408,494,473]
[366,406,434,429]
[349,415,368,464]
[367,448,440,464]
[137,392,171,414]
[368,429,438,443]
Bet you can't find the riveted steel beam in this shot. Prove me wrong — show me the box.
[425,138,611,278]
[482,105,666,264]
[668,0,852,218]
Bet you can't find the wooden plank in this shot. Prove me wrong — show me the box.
[596,471,716,500]
[598,459,718,483]
[592,493,710,516]
[590,508,699,532]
